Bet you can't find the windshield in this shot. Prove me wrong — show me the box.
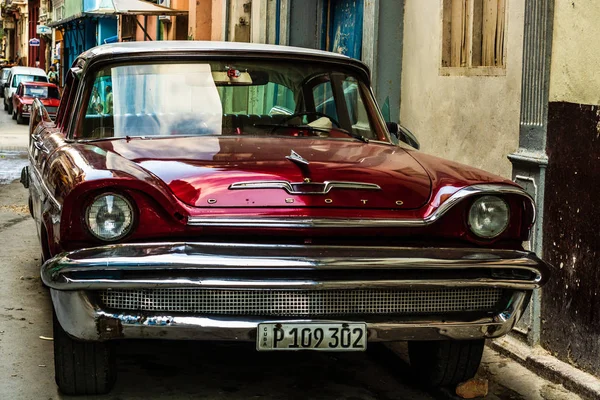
[24,86,60,99]
[76,61,387,142]
[12,74,47,87]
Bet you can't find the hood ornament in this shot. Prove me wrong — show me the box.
[286,150,309,166]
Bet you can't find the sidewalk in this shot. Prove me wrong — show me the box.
[490,336,600,400]
[384,342,583,400]
[0,109,29,151]
[0,129,29,151]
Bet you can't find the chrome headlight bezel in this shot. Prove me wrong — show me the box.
[467,195,510,239]
[85,192,135,241]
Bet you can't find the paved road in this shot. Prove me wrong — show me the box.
[0,99,29,151]
[0,116,583,399]
[0,100,29,184]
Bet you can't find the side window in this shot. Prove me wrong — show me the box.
[86,76,112,116]
[312,80,338,122]
[55,72,77,132]
[342,77,370,134]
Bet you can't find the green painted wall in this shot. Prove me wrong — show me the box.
[64,0,83,19]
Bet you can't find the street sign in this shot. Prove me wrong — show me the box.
[36,25,52,35]
[29,38,41,47]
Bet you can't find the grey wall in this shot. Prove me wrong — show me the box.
[288,0,323,49]
[400,0,525,178]
[375,0,405,122]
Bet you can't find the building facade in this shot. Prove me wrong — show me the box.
[1,0,29,64]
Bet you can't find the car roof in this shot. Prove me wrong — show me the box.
[19,81,58,88]
[80,41,351,61]
[76,41,370,81]
[8,66,47,76]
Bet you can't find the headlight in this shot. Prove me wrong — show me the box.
[468,196,510,239]
[86,193,134,241]
[23,104,30,112]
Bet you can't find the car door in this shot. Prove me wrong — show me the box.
[3,71,12,107]
[12,83,21,113]
[28,70,77,234]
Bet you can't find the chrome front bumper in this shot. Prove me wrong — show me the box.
[43,242,550,342]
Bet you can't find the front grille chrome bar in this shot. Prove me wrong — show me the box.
[41,242,550,291]
[99,288,504,316]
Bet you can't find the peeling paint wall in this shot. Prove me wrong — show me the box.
[399,0,525,178]
[541,0,600,377]
[542,102,600,376]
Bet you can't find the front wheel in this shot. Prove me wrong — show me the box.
[16,111,25,125]
[408,339,484,387]
[12,109,16,120]
[53,312,117,395]
[3,98,7,111]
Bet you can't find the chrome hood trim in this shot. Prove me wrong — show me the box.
[228,180,382,195]
[188,183,534,228]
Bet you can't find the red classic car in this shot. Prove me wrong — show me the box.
[22,41,549,395]
[12,81,60,124]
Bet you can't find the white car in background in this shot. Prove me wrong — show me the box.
[3,66,48,114]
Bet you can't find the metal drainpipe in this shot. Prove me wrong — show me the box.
[275,0,281,45]
[156,16,160,40]
[508,0,555,347]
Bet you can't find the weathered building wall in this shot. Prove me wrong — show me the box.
[399,0,525,178]
[541,0,600,377]
[189,0,223,40]
[548,0,600,105]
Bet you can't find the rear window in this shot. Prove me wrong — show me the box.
[24,86,60,99]
[12,74,48,87]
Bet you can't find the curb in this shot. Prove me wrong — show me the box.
[489,336,600,400]
[0,146,28,152]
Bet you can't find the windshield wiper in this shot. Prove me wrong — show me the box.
[253,123,369,143]
[78,135,199,143]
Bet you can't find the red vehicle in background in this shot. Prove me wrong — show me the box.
[12,81,60,124]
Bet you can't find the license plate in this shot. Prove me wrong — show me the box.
[257,323,367,351]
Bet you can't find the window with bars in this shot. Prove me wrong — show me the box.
[441,0,506,72]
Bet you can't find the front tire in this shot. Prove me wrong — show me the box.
[12,109,16,120]
[408,340,484,387]
[7,99,12,114]
[16,111,25,125]
[53,312,117,395]
[3,98,7,111]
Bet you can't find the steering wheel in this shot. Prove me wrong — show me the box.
[279,111,342,129]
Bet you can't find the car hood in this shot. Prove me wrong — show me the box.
[19,97,59,106]
[93,136,432,209]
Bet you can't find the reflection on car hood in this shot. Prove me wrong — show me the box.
[93,136,432,209]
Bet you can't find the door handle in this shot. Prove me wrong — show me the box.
[32,133,41,141]
[33,141,49,154]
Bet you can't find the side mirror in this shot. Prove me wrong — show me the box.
[387,122,420,150]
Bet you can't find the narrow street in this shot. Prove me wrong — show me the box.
[0,108,583,399]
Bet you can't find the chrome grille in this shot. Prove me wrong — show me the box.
[46,106,58,113]
[99,288,503,316]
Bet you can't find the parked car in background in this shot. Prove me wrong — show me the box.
[23,41,550,395]
[12,82,60,124]
[0,67,11,97]
[3,66,47,114]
